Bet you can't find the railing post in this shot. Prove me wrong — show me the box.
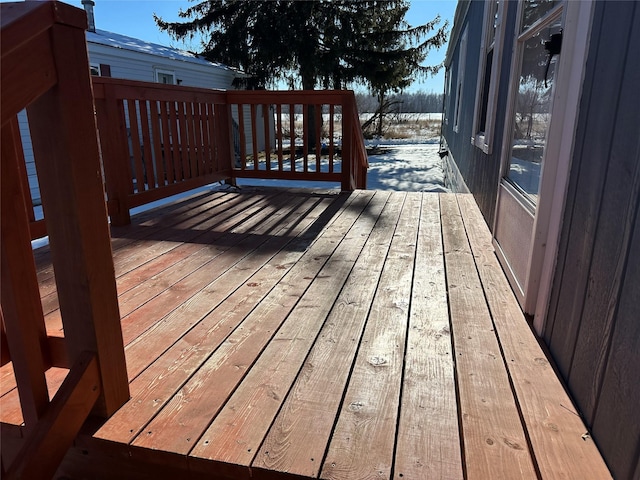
[25,21,129,417]
[1,119,50,430]
[341,94,354,191]
[215,98,235,183]
[94,80,132,226]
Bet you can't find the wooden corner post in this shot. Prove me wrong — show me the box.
[25,7,129,417]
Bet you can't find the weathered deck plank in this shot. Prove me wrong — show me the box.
[456,194,611,480]
[0,189,612,480]
[320,192,418,480]
[393,193,462,480]
[440,194,537,479]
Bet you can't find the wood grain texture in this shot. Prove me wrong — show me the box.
[252,192,395,478]
[188,191,376,475]
[0,190,613,479]
[457,194,612,480]
[393,194,463,480]
[320,192,417,480]
[26,21,128,416]
[440,194,537,480]
[129,193,368,455]
[1,119,50,428]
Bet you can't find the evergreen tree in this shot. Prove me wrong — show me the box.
[155,1,448,92]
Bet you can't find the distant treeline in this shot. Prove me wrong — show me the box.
[355,91,444,113]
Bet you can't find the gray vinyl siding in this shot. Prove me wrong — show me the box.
[442,0,518,227]
[544,2,640,478]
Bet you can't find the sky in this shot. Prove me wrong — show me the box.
[34,0,458,93]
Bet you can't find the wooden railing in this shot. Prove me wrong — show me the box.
[93,79,368,225]
[226,90,368,191]
[1,2,129,478]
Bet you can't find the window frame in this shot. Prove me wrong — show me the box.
[471,1,507,155]
[154,68,176,85]
[453,26,468,134]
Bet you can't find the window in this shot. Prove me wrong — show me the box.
[471,1,507,154]
[155,69,176,85]
[453,26,468,133]
[90,63,111,77]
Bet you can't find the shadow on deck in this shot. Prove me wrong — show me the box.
[1,189,609,479]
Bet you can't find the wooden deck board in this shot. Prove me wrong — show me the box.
[0,189,611,480]
[440,194,537,479]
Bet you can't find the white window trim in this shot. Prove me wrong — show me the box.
[90,63,101,76]
[471,1,507,155]
[154,68,176,84]
[453,27,468,134]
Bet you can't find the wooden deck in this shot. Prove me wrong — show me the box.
[1,188,610,479]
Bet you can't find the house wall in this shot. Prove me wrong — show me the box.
[441,0,517,227]
[543,2,640,478]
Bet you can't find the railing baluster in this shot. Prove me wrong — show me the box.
[263,104,271,171]
[329,104,335,173]
[127,100,146,192]
[149,100,165,187]
[276,104,284,172]
[237,104,246,170]
[205,103,216,174]
[303,105,309,172]
[177,102,191,179]
[250,104,259,170]
[138,100,156,189]
[289,104,296,172]
[315,103,322,173]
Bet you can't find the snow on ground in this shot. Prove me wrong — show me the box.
[238,137,448,193]
[364,140,448,192]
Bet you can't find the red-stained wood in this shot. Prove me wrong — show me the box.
[189,192,374,478]
[168,101,183,181]
[177,101,191,180]
[138,100,157,189]
[329,104,335,171]
[1,119,50,428]
[185,101,198,178]
[0,190,614,479]
[252,192,395,479]
[5,352,100,480]
[26,20,129,417]
[456,194,612,480]
[159,101,175,184]
[98,193,352,451]
[214,102,233,175]
[94,85,132,225]
[320,192,418,480]
[440,194,537,479]
[315,104,322,173]
[148,100,166,187]
[127,99,146,192]
[289,104,296,172]
[393,194,462,480]
[276,104,284,169]
[237,103,247,169]
[250,104,259,170]
[263,103,272,171]
[302,105,309,171]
